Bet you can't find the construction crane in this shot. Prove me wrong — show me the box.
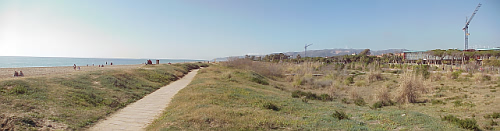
[463,3,481,50]
[304,43,313,57]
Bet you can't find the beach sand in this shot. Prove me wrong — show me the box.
[0,64,144,81]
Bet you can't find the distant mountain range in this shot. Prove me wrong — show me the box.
[214,49,408,61]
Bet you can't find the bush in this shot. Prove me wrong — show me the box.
[249,72,269,85]
[431,99,446,105]
[341,98,350,104]
[372,101,383,108]
[291,90,301,98]
[441,115,479,130]
[291,90,326,101]
[354,97,366,106]
[451,71,462,79]
[368,72,384,83]
[331,110,349,120]
[263,102,280,111]
[396,72,427,103]
[1,80,32,95]
[414,65,430,79]
[376,87,392,106]
[319,94,332,101]
[484,112,500,119]
[489,119,498,126]
[345,76,354,85]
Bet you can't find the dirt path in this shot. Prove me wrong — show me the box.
[88,69,199,131]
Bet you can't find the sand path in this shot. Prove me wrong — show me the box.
[88,69,199,131]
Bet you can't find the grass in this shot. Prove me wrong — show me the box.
[441,114,479,130]
[147,64,461,130]
[0,63,207,130]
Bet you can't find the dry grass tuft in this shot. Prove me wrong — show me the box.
[396,72,428,104]
[222,58,283,79]
[367,71,384,83]
[375,87,392,104]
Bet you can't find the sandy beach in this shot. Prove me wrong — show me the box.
[0,64,144,81]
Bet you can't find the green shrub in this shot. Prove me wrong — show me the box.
[291,90,324,101]
[354,98,366,106]
[331,110,349,120]
[431,99,446,105]
[372,101,383,108]
[372,100,395,108]
[10,85,29,95]
[414,65,430,79]
[484,112,500,119]
[319,94,332,101]
[263,102,280,111]
[451,71,461,79]
[1,80,31,95]
[482,75,491,81]
[390,70,403,74]
[20,116,37,127]
[341,98,350,104]
[345,76,354,85]
[489,119,498,126]
[441,115,479,130]
[291,90,301,98]
[249,72,269,85]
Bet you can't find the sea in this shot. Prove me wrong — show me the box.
[0,56,205,68]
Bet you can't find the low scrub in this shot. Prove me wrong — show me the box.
[450,71,462,79]
[0,63,200,130]
[372,100,395,109]
[291,90,332,101]
[367,72,384,83]
[396,72,427,104]
[484,112,500,119]
[441,115,479,130]
[262,102,280,111]
[331,110,349,120]
[222,58,283,78]
[249,72,269,85]
[431,99,446,105]
[354,97,366,106]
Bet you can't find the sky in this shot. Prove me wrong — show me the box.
[0,0,499,60]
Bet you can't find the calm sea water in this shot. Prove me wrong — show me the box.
[0,56,205,68]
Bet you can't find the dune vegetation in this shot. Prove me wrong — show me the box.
[0,63,208,130]
[149,57,500,130]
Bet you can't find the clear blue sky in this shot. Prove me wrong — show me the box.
[1,0,499,60]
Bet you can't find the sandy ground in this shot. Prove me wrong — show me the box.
[0,64,144,81]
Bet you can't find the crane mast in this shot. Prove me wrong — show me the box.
[463,3,481,50]
[304,44,313,57]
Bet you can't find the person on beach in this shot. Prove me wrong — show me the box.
[19,71,24,77]
[110,62,113,65]
[73,64,77,70]
[106,62,108,65]
[98,65,101,67]
[101,64,104,67]
[14,71,18,77]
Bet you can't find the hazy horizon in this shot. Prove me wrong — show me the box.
[1,0,499,60]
